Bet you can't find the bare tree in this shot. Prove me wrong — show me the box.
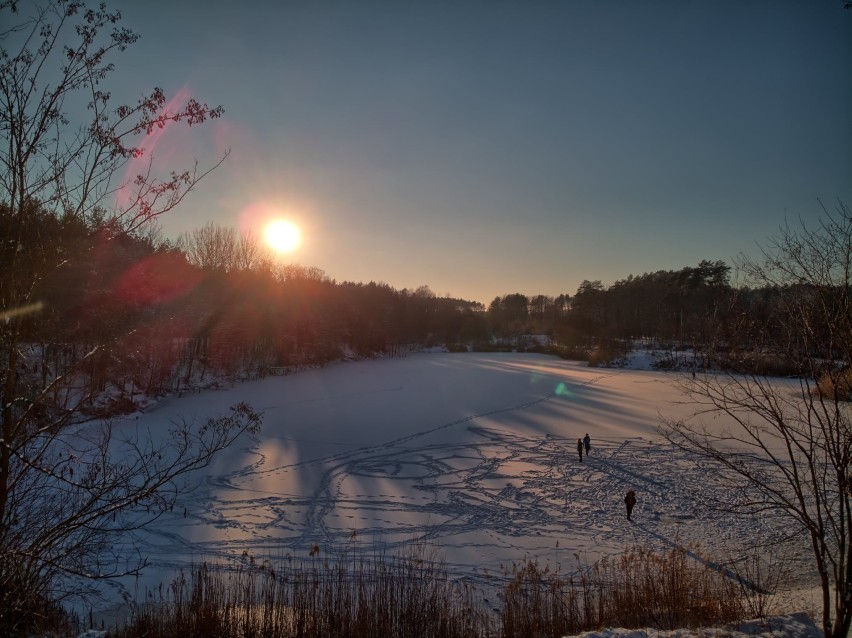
[661,201,852,638]
[2,402,261,632]
[177,222,238,272]
[0,1,254,633]
[235,229,274,272]
[177,222,274,272]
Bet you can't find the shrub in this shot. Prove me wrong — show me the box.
[78,543,778,637]
[113,547,491,638]
[815,367,852,401]
[0,584,75,638]
[500,545,749,637]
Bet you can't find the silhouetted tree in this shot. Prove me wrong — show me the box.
[662,201,852,638]
[0,2,248,633]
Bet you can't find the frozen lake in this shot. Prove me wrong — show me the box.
[107,352,813,608]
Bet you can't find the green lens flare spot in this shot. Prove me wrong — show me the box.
[555,382,573,397]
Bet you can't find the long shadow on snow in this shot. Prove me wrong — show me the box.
[632,522,769,594]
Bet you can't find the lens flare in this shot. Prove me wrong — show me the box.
[555,382,574,397]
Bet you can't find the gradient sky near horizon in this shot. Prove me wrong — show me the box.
[104,0,850,304]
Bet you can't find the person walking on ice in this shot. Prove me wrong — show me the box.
[577,438,584,462]
[583,433,591,456]
[624,490,636,521]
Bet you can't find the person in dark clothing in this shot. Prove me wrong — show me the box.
[624,490,636,521]
[577,438,583,462]
[583,433,591,455]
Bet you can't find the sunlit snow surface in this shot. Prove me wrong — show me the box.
[105,353,816,617]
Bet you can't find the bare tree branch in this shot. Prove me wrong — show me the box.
[660,201,852,638]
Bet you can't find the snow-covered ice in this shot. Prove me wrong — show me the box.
[98,352,817,628]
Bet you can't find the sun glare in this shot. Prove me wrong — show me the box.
[264,219,302,253]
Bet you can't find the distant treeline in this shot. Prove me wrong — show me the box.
[4,206,838,409]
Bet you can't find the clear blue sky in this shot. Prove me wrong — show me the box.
[106,0,851,304]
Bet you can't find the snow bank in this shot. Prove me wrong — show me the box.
[567,612,822,638]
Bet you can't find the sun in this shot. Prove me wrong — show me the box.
[264,219,301,253]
